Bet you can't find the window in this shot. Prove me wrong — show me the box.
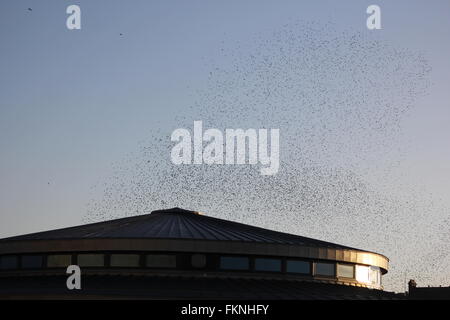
[315,262,335,277]
[254,258,281,272]
[369,266,381,286]
[286,260,310,274]
[77,254,104,267]
[356,265,370,283]
[21,255,43,269]
[356,265,381,286]
[337,263,354,278]
[220,256,249,270]
[0,255,18,270]
[146,254,176,268]
[47,254,72,268]
[191,254,206,268]
[110,254,140,267]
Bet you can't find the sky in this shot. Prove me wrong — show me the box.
[1,1,450,292]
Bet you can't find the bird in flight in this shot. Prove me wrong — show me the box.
[27,8,32,11]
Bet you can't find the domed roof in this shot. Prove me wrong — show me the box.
[2,207,353,249]
[0,207,389,272]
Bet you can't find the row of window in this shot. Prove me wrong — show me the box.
[220,256,381,286]
[0,253,381,286]
[0,254,176,269]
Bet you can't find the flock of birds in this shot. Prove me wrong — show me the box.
[83,22,448,292]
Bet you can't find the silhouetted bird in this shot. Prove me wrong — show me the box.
[28,8,32,11]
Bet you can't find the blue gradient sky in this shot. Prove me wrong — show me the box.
[1,0,450,287]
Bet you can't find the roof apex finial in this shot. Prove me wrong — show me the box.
[151,207,201,215]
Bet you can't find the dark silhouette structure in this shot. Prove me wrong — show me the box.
[0,208,403,299]
[408,279,450,300]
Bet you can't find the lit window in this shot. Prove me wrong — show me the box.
[254,258,281,272]
[77,254,104,267]
[146,254,176,268]
[286,260,310,274]
[0,255,18,270]
[110,254,140,267]
[47,254,72,268]
[22,255,43,269]
[337,264,354,278]
[191,254,206,268]
[220,256,249,270]
[356,265,370,283]
[315,262,335,276]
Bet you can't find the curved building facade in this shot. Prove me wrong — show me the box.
[0,208,397,299]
